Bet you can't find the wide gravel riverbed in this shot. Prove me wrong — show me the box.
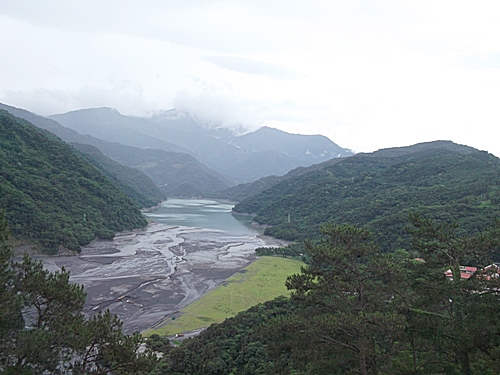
[41,222,286,334]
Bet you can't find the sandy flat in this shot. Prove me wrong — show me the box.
[41,223,286,334]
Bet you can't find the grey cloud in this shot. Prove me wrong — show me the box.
[173,91,266,134]
[201,56,298,80]
[0,1,310,54]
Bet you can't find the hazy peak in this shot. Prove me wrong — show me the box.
[51,107,120,117]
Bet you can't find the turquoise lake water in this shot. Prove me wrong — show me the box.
[143,198,259,235]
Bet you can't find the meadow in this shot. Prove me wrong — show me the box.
[146,256,304,336]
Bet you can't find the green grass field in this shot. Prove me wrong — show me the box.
[145,256,304,336]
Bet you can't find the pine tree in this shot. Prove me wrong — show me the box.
[400,214,500,374]
[0,210,23,372]
[285,223,406,374]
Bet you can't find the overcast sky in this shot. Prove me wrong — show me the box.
[1,1,499,156]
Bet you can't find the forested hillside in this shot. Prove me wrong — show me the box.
[212,156,341,201]
[71,143,164,208]
[0,111,147,253]
[234,141,500,253]
[154,218,500,374]
[96,144,231,197]
[0,102,231,197]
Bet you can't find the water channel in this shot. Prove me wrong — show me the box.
[42,199,285,333]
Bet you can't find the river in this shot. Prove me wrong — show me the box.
[41,199,285,333]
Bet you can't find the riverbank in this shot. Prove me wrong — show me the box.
[41,222,288,334]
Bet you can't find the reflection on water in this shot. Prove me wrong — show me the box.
[143,199,258,235]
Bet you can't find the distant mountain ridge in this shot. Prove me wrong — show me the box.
[0,103,230,197]
[233,126,351,161]
[49,107,354,182]
[50,107,190,154]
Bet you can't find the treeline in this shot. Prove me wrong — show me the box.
[234,143,500,256]
[0,210,158,374]
[0,111,147,253]
[153,215,500,374]
[255,243,305,260]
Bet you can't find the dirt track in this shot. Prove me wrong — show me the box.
[41,223,286,334]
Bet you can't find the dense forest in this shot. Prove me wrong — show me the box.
[212,152,342,202]
[234,142,500,255]
[3,208,500,374]
[0,111,147,253]
[154,217,500,374]
[153,141,500,374]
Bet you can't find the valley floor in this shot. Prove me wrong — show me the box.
[38,223,287,334]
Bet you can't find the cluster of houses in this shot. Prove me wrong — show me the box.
[444,264,500,281]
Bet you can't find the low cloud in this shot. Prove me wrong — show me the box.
[173,91,268,134]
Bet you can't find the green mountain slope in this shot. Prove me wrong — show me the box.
[96,144,231,197]
[70,143,164,208]
[234,141,500,251]
[0,102,230,197]
[0,111,147,253]
[212,174,284,202]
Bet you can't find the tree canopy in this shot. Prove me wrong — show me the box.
[154,217,500,374]
[0,110,147,253]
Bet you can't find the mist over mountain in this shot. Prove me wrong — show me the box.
[49,107,353,183]
[2,102,355,198]
[50,107,190,154]
[233,126,352,161]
